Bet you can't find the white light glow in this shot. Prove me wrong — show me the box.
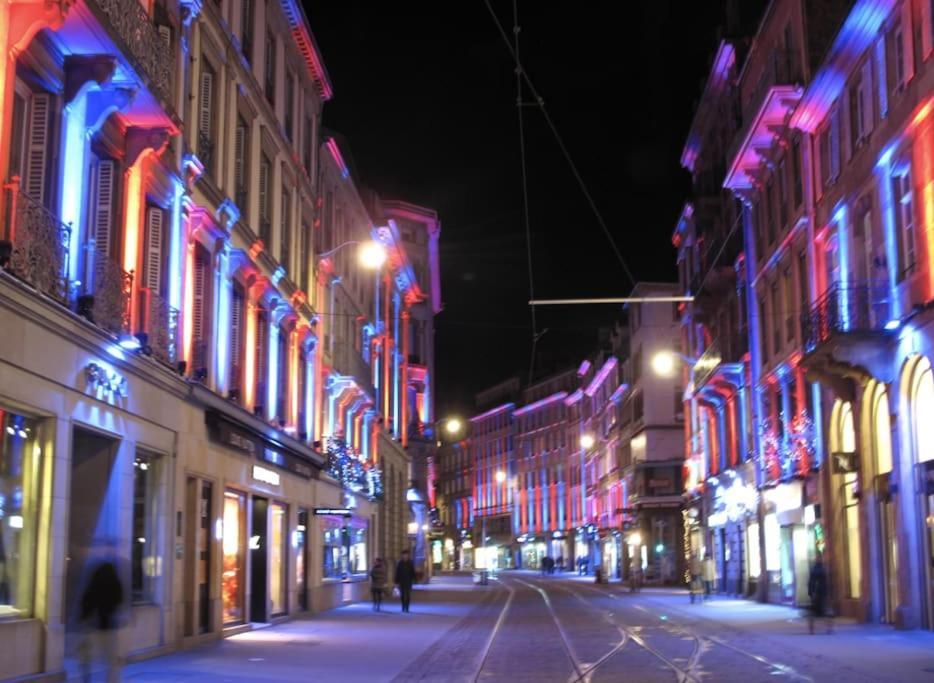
[651,350,677,377]
[359,241,387,269]
[495,470,506,483]
[9,515,23,529]
[445,418,463,435]
[580,434,595,449]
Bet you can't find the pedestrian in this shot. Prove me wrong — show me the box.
[547,556,554,575]
[557,555,564,572]
[689,552,702,604]
[79,552,124,683]
[577,556,584,575]
[702,552,717,600]
[807,551,833,634]
[629,556,642,592]
[394,549,417,613]
[370,558,386,612]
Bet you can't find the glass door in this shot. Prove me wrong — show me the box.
[269,502,287,616]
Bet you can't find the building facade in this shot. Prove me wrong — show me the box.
[679,0,934,631]
[0,0,439,678]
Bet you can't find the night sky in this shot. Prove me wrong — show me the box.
[307,1,748,419]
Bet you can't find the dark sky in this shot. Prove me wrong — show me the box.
[307,1,742,420]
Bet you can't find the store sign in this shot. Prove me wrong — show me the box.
[85,362,128,401]
[314,507,352,517]
[208,413,315,479]
[252,465,281,487]
[832,451,858,474]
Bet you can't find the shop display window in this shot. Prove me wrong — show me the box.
[222,490,247,624]
[349,525,367,574]
[0,410,41,619]
[763,513,781,572]
[296,508,308,610]
[270,502,287,615]
[322,517,368,579]
[746,522,761,578]
[131,450,162,603]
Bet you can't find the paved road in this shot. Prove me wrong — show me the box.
[117,573,934,683]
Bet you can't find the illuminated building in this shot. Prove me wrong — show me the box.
[435,438,472,570]
[675,34,757,598]
[0,0,439,675]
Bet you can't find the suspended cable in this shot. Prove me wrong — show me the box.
[483,0,637,289]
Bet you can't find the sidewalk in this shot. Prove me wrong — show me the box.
[611,585,934,682]
[117,576,482,683]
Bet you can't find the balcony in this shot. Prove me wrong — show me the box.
[78,255,134,337]
[333,341,375,397]
[1,185,71,305]
[802,282,891,353]
[693,332,747,389]
[137,289,178,366]
[86,0,173,105]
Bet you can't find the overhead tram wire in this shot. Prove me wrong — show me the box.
[509,0,541,386]
[483,0,638,291]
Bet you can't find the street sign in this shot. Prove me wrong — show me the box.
[314,507,352,517]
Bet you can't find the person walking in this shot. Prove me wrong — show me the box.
[701,552,717,600]
[79,554,124,683]
[807,551,833,634]
[689,552,703,603]
[370,558,387,612]
[394,549,417,613]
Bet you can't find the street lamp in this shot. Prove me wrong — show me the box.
[495,469,506,483]
[445,418,463,436]
[651,350,677,377]
[317,239,387,270]
[580,433,595,450]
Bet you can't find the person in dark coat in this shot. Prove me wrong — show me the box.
[394,549,417,613]
[807,551,833,634]
[79,558,124,682]
[370,558,387,612]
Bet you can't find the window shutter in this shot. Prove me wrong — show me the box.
[231,288,243,389]
[875,38,888,118]
[861,58,874,137]
[145,207,164,293]
[92,159,115,257]
[902,4,915,83]
[256,311,267,390]
[199,70,213,138]
[193,250,205,345]
[830,107,841,180]
[157,25,171,50]
[259,160,268,221]
[234,125,245,191]
[24,93,50,203]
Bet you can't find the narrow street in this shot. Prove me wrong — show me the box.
[117,574,934,683]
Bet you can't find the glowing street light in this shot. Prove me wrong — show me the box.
[445,418,463,435]
[651,350,677,377]
[358,240,387,269]
[495,470,506,483]
[580,434,595,450]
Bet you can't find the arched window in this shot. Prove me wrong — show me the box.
[913,363,934,463]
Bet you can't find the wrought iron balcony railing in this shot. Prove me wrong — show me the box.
[88,0,173,104]
[137,288,178,366]
[1,184,71,304]
[802,282,891,352]
[79,254,134,337]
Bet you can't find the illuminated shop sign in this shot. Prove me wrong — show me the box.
[85,362,128,401]
[314,507,352,517]
[206,412,316,479]
[252,465,281,487]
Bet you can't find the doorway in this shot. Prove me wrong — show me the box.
[250,496,268,623]
[183,477,213,636]
[65,428,120,652]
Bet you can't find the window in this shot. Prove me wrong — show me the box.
[240,0,253,61]
[894,23,906,90]
[820,106,841,187]
[770,280,781,353]
[89,157,117,265]
[10,85,53,207]
[269,501,287,615]
[300,220,310,292]
[632,391,644,423]
[302,115,313,172]
[0,410,43,618]
[783,267,794,342]
[674,388,684,421]
[759,297,768,364]
[198,63,215,175]
[277,323,288,423]
[259,155,271,243]
[798,250,808,335]
[851,58,874,147]
[791,138,803,208]
[284,71,294,141]
[143,206,165,297]
[234,117,249,212]
[765,177,776,244]
[132,451,161,603]
[230,283,245,396]
[221,489,246,624]
[264,30,276,106]
[632,347,642,383]
[296,508,308,610]
[280,188,291,270]
[191,244,212,379]
[777,160,788,228]
[894,170,915,278]
[322,518,346,579]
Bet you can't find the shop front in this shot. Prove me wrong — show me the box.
[704,470,758,596]
[760,479,820,606]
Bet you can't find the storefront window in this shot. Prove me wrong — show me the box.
[843,475,862,598]
[349,525,367,575]
[270,502,287,615]
[763,513,781,572]
[746,522,761,578]
[322,517,345,579]
[222,490,247,624]
[0,411,41,619]
[132,451,161,603]
[296,508,308,611]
